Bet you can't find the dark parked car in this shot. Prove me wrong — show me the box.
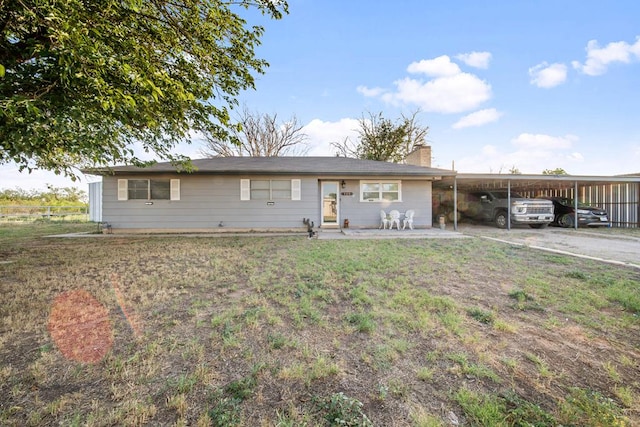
[543,197,609,228]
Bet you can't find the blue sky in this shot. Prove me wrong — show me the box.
[2,0,640,191]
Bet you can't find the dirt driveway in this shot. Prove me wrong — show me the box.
[456,224,640,269]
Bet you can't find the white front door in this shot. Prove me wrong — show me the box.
[321,181,339,227]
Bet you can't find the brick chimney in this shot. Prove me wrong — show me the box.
[406,144,432,167]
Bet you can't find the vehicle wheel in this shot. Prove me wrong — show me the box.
[529,223,547,229]
[558,213,574,228]
[494,211,508,229]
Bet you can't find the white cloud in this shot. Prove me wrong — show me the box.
[572,37,640,76]
[482,145,498,155]
[529,62,567,88]
[407,55,461,77]
[452,133,586,174]
[389,73,492,114]
[454,145,585,175]
[360,54,493,114]
[452,108,503,129]
[456,51,492,69]
[567,152,584,162]
[302,118,360,156]
[511,133,578,149]
[356,85,386,97]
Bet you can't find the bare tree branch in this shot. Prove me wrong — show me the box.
[331,136,358,158]
[399,109,429,163]
[200,106,309,157]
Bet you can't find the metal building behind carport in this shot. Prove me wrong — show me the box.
[434,173,640,229]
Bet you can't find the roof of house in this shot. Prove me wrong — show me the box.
[87,157,457,177]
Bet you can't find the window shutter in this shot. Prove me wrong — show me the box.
[117,179,128,200]
[291,179,301,200]
[170,179,180,201]
[240,179,250,200]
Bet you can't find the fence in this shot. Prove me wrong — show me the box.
[0,205,89,222]
[524,182,639,228]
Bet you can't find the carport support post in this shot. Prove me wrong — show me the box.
[453,178,458,231]
[574,181,578,230]
[507,180,511,230]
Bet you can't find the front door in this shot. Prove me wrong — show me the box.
[321,181,339,227]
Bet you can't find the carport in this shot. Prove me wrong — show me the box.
[433,173,640,230]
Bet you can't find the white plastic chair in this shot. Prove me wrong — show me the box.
[379,210,390,229]
[402,209,415,230]
[389,210,401,230]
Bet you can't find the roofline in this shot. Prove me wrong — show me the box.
[449,173,640,183]
[86,170,454,179]
[83,168,457,178]
[84,167,637,183]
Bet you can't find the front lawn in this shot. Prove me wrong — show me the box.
[1,223,638,426]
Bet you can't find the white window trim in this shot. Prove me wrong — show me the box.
[240,179,301,201]
[117,178,180,201]
[359,180,402,202]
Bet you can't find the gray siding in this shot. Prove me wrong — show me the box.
[102,175,434,230]
[103,175,318,230]
[337,179,433,228]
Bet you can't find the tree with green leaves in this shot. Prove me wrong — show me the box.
[508,166,522,174]
[0,185,87,205]
[1,0,288,177]
[200,106,308,157]
[332,111,429,162]
[542,168,568,175]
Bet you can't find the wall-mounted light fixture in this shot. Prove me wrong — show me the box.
[341,180,346,189]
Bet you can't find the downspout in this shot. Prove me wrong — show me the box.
[507,180,511,231]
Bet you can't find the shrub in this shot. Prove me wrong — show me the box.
[316,392,373,427]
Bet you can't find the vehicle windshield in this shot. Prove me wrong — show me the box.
[556,198,591,208]
[492,191,523,199]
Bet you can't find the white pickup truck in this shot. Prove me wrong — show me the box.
[460,190,555,229]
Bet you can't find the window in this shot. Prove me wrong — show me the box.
[150,180,171,199]
[271,180,292,199]
[128,179,150,200]
[360,180,401,202]
[118,179,180,201]
[250,180,271,200]
[251,180,290,200]
[241,179,301,201]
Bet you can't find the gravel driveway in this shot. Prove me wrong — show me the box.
[457,224,640,269]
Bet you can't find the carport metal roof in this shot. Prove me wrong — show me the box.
[434,173,640,192]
